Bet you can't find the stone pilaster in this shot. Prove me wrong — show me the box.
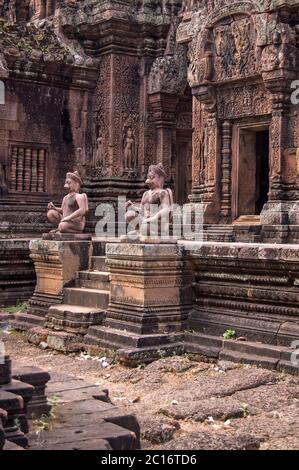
[148,93,178,179]
[220,120,233,221]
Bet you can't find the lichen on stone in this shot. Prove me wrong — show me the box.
[0,18,69,62]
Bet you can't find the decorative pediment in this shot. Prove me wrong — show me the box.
[183,0,298,88]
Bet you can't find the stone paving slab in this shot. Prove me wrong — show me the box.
[160,397,251,422]
[27,375,140,450]
[50,387,110,404]
[230,404,299,442]
[160,430,261,451]
[40,439,112,451]
[232,383,299,413]
[47,380,99,393]
[30,421,137,450]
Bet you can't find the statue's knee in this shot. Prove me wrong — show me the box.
[126,210,137,224]
[47,209,57,222]
[58,222,67,233]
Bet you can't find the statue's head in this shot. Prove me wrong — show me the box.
[64,171,82,193]
[127,127,133,138]
[146,163,166,189]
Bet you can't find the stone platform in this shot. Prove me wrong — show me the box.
[8,237,299,373]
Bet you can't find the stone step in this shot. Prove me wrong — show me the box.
[47,304,104,334]
[76,271,110,290]
[90,256,108,272]
[85,325,184,349]
[85,328,184,365]
[63,288,109,309]
[185,331,224,358]
[11,312,45,331]
[219,349,280,371]
[222,339,285,359]
[185,331,299,374]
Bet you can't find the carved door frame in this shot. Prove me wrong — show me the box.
[231,118,271,221]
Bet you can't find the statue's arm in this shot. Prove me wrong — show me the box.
[48,201,63,214]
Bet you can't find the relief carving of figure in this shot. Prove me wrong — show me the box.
[214,25,236,80]
[123,127,136,169]
[47,171,88,233]
[94,133,104,168]
[124,163,173,239]
[262,24,297,72]
[231,18,253,76]
[7,0,16,23]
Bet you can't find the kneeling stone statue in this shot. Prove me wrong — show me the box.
[47,171,88,234]
[125,163,173,240]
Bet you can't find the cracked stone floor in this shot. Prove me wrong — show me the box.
[1,330,299,450]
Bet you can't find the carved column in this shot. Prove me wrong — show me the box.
[31,149,38,192]
[46,0,55,17]
[268,93,289,201]
[191,85,220,224]
[262,70,296,227]
[24,148,31,192]
[10,147,17,191]
[220,120,232,221]
[148,93,178,178]
[17,148,24,192]
[37,149,46,192]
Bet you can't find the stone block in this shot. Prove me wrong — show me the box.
[0,390,27,448]
[46,331,83,353]
[0,356,11,386]
[12,365,51,419]
[26,326,49,345]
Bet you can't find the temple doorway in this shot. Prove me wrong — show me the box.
[174,130,192,206]
[233,123,270,221]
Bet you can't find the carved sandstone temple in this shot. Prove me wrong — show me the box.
[0,0,298,241]
[1,1,299,371]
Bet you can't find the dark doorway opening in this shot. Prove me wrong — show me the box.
[236,126,270,219]
[255,130,270,215]
[174,130,192,206]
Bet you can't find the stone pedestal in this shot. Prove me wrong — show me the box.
[0,356,30,447]
[0,390,27,447]
[85,242,193,364]
[13,237,92,330]
[12,366,51,419]
[0,355,52,447]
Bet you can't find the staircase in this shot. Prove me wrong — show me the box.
[203,224,262,243]
[203,225,235,242]
[46,244,110,335]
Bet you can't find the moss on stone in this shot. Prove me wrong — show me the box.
[0,19,69,61]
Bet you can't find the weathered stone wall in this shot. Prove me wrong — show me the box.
[186,241,299,347]
[0,239,36,307]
